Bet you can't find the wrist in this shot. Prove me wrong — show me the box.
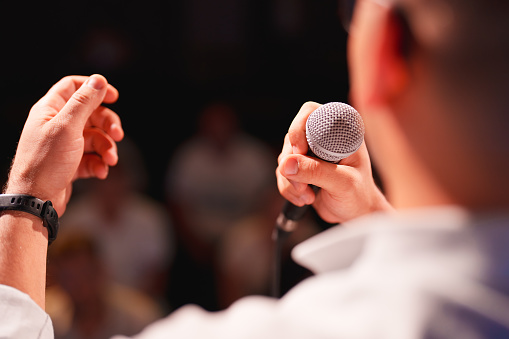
[4,175,49,203]
[0,209,46,232]
[0,210,49,309]
[371,187,394,213]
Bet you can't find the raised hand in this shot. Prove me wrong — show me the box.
[5,75,124,215]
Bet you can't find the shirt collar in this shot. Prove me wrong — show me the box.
[291,206,479,274]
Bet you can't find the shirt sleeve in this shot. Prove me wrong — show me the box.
[0,284,54,339]
[111,295,284,339]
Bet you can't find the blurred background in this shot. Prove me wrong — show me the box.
[1,0,350,337]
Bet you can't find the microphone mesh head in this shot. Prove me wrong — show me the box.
[306,102,365,163]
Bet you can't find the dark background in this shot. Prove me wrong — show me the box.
[0,0,352,316]
[0,0,350,200]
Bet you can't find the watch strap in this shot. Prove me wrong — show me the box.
[0,194,59,245]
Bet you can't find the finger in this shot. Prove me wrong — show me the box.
[276,164,315,206]
[83,128,118,166]
[276,163,310,195]
[39,75,119,113]
[75,154,109,180]
[279,153,360,194]
[338,141,370,169]
[102,84,119,104]
[277,134,294,164]
[287,102,322,154]
[50,75,118,104]
[86,106,124,141]
[52,74,113,130]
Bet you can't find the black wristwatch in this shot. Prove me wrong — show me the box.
[0,194,59,245]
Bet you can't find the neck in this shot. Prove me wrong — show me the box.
[365,106,455,210]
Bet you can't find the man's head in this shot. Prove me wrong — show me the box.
[345,0,509,209]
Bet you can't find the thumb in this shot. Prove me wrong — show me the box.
[56,74,109,127]
[280,153,360,192]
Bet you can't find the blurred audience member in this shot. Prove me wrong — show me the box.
[165,101,275,310]
[215,187,320,308]
[46,231,162,339]
[62,138,174,308]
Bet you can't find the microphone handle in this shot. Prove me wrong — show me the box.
[276,185,320,232]
[272,185,320,297]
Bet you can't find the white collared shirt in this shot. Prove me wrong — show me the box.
[4,206,509,338]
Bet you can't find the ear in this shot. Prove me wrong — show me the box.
[367,7,412,106]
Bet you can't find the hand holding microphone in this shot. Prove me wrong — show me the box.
[276,102,390,227]
[272,101,388,297]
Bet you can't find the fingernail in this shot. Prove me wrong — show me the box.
[87,75,106,90]
[284,158,298,175]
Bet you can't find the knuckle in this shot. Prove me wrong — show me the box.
[282,133,290,147]
[292,181,308,194]
[60,75,72,83]
[336,167,361,191]
[287,129,299,142]
[301,101,321,111]
[341,174,357,191]
[276,175,286,193]
[277,153,284,164]
[60,76,75,88]
[276,176,291,197]
[71,90,91,106]
[302,157,321,177]
[287,130,306,152]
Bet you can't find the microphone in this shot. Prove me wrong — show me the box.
[276,102,365,231]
